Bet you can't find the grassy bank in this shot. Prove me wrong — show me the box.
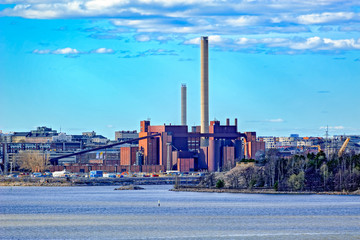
[170,186,360,195]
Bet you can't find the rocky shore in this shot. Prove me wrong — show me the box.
[171,186,360,195]
[0,176,201,187]
[114,185,144,190]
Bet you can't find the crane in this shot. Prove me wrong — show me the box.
[338,137,350,157]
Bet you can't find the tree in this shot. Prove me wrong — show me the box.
[225,167,241,188]
[320,163,329,190]
[264,149,281,187]
[199,173,216,187]
[216,179,225,188]
[18,150,49,172]
[225,164,261,189]
[288,171,305,191]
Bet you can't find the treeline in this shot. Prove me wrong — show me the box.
[203,150,360,192]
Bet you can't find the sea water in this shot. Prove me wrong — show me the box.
[1,185,360,239]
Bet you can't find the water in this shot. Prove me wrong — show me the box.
[1,185,360,239]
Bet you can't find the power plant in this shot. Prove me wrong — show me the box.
[35,36,265,174]
[131,36,264,173]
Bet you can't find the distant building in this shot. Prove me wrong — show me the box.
[115,130,138,142]
[0,132,13,143]
[244,132,265,160]
[90,135,108,144]
[82,131,96,137]
[12,126,58,143]
[52,132,72,142]
[258,136,276,149]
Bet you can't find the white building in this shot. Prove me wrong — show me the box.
[259,137,277,149]
[52,132,72,142]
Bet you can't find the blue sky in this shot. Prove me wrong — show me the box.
[0,0,360,139]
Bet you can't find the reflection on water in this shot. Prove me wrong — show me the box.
[1,185,360,239]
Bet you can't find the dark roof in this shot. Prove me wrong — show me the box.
[92,135,107,139]
[13,132,30,137]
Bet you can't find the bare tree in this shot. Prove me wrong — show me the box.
[225,167,241,188]
[199,173,216,187]
[225,164,261,189]
[18,150,49,172]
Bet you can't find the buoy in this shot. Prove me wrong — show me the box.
[158,200,160,207]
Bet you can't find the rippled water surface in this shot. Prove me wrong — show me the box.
[1,185,360,239]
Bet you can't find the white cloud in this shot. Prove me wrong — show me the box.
[183,37,200,45]
[297,12,357,24]
[92,48,115,54]
[184,36,360,53]
[33,49,51,54]
[225,16,259,26]
[290,37,323,50]
[85,0,129,10]
[32,47,115,55]
[53,47,79,54]
[268,119,284,123]
[135,34,151,42]
[4,0,360,54]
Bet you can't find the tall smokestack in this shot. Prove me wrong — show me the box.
[201,36,209,147]
[181,84,187,126]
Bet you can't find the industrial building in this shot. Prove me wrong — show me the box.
[134,36,265,172]
[1,36,266,174]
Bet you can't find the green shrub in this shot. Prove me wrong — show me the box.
[274,181,279,191]
[216,179,225,189]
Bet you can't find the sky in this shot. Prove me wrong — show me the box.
[0,0,360,140]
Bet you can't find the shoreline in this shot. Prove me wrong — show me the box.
[1,178,359,195]
[0,176,200,187]
[170,186,360,195]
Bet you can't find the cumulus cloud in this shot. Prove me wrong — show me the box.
[33,49,51,54]
[53,47,79,54]
[135,34,151,42]
[91,48,115,54]
[225,16,260,27]
[297,12,357,24]
[2,1,360,28]
[4,0,360,54]
[32,47,115,55]
[184,35,360,53]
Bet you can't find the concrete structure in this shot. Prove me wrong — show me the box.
[181,84,187,126]
[200,36,209,147]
